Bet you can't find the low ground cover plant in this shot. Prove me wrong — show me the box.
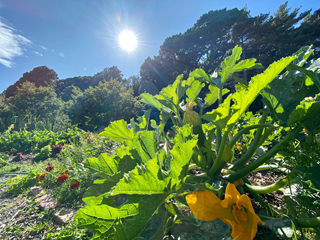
[74,45,320,239]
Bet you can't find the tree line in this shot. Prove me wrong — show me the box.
[0,2,319,132]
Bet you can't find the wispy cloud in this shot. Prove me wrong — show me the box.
[0,16,31,67]
[59,53,65,57]
[34,51,43,56]
[84,67,87,70]
[40,46,48,50]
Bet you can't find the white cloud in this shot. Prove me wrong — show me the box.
[59,53,65,57]
[40,46,48,50]
[34,51,43,56]
[84,67,87,70]
[0,16,31,67]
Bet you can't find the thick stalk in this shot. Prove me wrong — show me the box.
[169,114,178,126]
[243,172,297,194]
[209,134,227,176]
[232,113,268,171]
[227,126,302,182]
[251,165,290,174]
[243,177,277,216]
[295,217,320,228]
[229,123,274,148]
[216,86,223,154]
[175,107,184,126]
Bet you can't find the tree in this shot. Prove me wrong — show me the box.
[55,66,124,95]
[70,79,144,127]
[140,3,320,91]
[5,66,58,98]
[4,81,70,131]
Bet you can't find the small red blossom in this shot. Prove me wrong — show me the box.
[5,151,9,154]
[57,174,69,183]
[45,165,54,172]
[70,180,80,190]
[38,173,47,182]
[63,169,69,174]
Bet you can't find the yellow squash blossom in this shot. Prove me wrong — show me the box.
[237,143,242,150]
[186,183,264,240]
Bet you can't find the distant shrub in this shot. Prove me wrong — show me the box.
[34,145,51,160]
[51,144,64,154]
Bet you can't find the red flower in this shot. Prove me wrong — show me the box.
[63,169,69,174]
[38,173,47,182]
[45,165,54,172]
[57,174,69,183]
[5,151,9,154]
[70,180,80,190]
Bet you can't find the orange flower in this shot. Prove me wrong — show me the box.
[236,143,242,150]
[38,173,47,182]
[57,174,68,183]
[45,165,54,172]
[70,180,80,189]
[186,183,264,240]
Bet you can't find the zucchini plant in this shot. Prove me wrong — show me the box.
[75,45,320,239]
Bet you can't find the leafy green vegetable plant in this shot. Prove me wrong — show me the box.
[75,45,320,239]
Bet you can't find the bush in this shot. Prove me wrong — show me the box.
[34,145,51,160]
[0,158,6,167]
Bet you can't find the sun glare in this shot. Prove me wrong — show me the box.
[119,30,137,51]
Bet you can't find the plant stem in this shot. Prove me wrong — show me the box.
[209,133,227,176]
[232,113,268,171]
[216,86,223,154]
[229,123,274,148]
[295,217,320,228]
[227,125,302,182]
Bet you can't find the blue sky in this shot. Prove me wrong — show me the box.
[0,0,319,93]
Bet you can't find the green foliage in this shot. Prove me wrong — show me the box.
[34,145,51,161]
[76,45,320,239]
[45,222,90,240]
[4,170,39,196]
[1,81,70,132]
[0,157,6,167]
[5,66,58,98]
[139,3,320,92]
[69,78,144,127]
[0,128,85,153]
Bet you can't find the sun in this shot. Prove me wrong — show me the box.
[119,30,137,51]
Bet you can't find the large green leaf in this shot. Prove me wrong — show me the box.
[287,93,320,126]
[140,93,166,112]
[189,69,213,84]
[76,194,168,240]
[202,95,231,131]
[233,59,262,72]
[263,74,319,124]
[219,46,242,85]
[84,153,139,182]
[204,86,229,109]
[132,131,158,164]
[136,204,174,240]
[100,119,134,142]
[292,45,314,67]
[112,140,197,195]
[186,80,205,102]
[226,56,296,132]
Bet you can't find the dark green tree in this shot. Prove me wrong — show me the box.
[140,3,320,91]
[70,79,144,127]
[4,81,70,131]
[5,66,58,98]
